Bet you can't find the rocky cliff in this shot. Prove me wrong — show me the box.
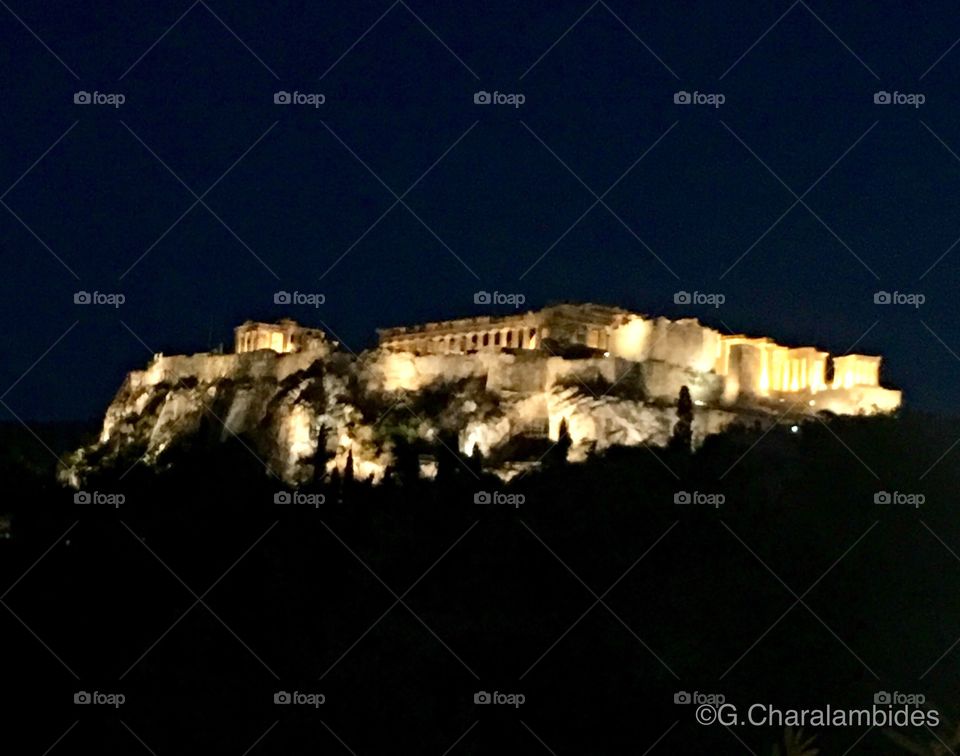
[59,344,743,487]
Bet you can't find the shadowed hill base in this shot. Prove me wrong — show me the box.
[1,411,957,754]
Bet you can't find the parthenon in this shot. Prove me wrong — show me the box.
[376,303,899,411]
[377,303,623,355]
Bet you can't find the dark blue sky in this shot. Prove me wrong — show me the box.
[2,0,960,420]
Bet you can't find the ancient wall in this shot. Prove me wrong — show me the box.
[640,361,725,404]
[811,385,901,415]
[130,349,327,391]
[645,317,721,372]
[607,316,653,361]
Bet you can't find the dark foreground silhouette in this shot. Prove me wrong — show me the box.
[2,410,959,754]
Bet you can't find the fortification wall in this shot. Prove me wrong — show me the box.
[640,360,725,403]
[129,349,327,390]
[812,386,902,415]
[607,317,653,361]
[646,318,721,372]
[365,351,498,393]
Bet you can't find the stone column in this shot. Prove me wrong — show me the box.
[809,359,823,392]
[758,347,770,395]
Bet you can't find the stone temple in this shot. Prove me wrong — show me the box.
[234,318,328,354]
[376,303,899,414]
[60,303,901,487]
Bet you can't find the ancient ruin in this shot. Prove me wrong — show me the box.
[60,304,901,487]
[234,319,329,354]
[377,304,899,413]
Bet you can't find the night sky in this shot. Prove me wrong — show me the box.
[3,0,960,421]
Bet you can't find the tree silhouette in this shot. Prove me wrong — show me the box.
[391,437,420,485]
[546,417,572,468]
[310,427,329,484]
[436,431,464,486]
[343,448,354,486]
[469,444,484,477]
[669,385,693,453]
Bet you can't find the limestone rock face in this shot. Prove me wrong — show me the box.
[62,350,362,488]
[53,344,813,488]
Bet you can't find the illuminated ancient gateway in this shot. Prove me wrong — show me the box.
[372,303,900,413]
